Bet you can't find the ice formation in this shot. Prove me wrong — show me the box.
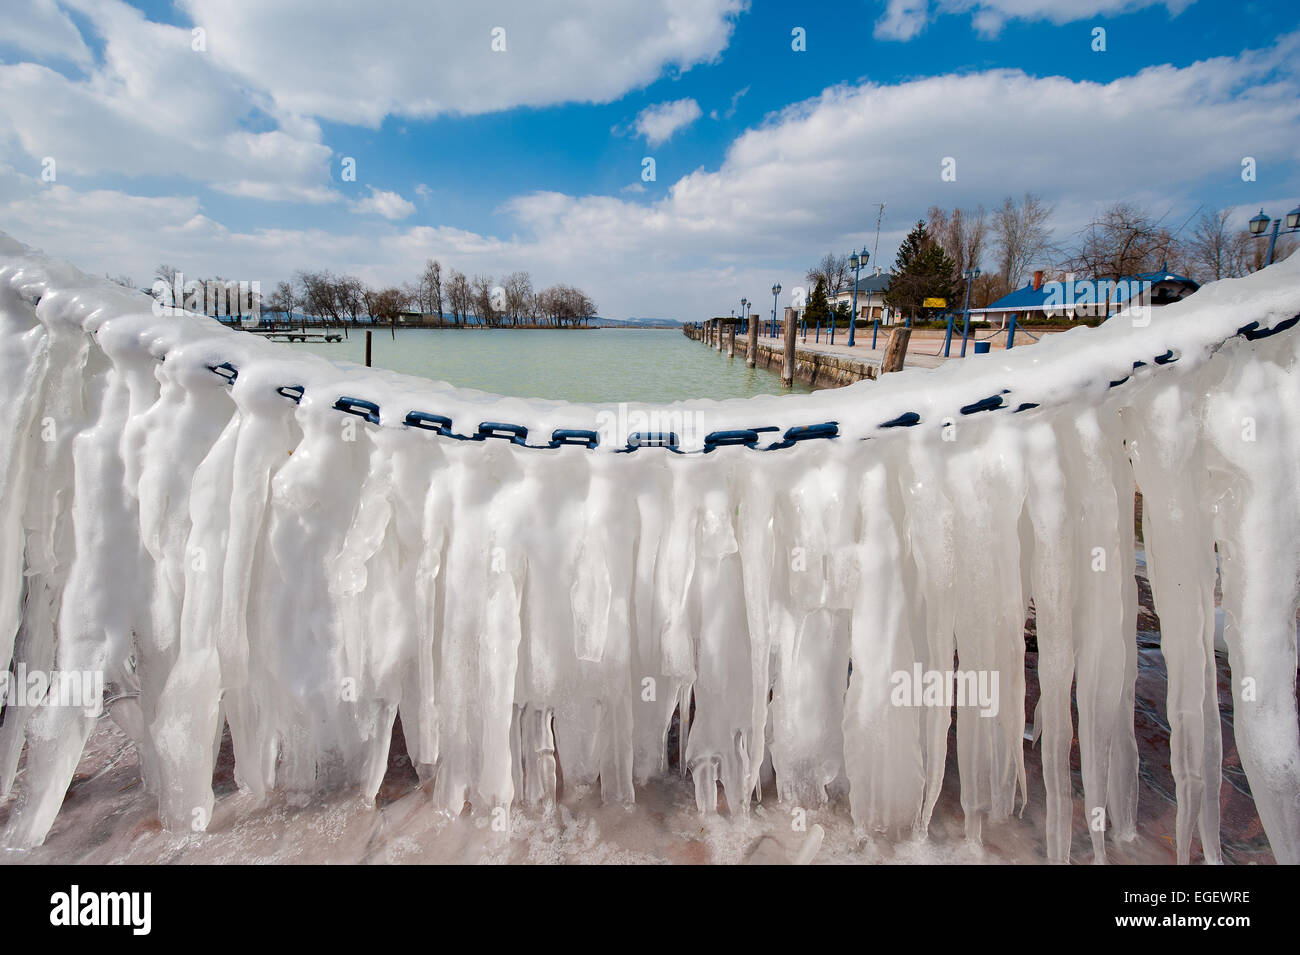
[0,233,1297,864]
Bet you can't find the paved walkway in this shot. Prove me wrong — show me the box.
[735,325,1067,371]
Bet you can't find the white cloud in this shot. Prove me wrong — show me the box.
[0,0,335,201]
[633,98,703,147]
[874,0,1196,41]
[4,37,1297,322]
[0,0,744,203]
[875,0,931,40]
[0,0,93,65]
[179,0,744,126]
[351,187,416,220]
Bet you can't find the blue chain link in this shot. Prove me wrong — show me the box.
[197,312,1298,452]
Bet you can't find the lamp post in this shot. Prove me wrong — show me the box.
[771,283,782,345]
[1249,206,1300,267]
[740,298,747,338]
[847,247,868,347]
[958,267,980,358]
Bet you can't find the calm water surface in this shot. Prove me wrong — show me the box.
[285,327,812,403]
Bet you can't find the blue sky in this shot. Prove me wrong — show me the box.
[1,0,1297,318]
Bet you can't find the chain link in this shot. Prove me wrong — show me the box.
[201,312,1299,453]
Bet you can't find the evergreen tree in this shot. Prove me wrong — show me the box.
[803,275,830,328]
[885,220,958,318]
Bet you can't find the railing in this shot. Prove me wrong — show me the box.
[2,235,1299,867]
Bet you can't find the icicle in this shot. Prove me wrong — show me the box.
[1,235,1298,867]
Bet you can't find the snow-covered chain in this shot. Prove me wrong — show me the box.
[1,233,1298,863]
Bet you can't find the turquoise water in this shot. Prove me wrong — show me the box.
[284,327,812,403]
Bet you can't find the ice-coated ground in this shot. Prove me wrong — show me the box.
[1,232,1298,864]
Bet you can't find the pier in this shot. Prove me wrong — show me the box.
[684,320,946,388]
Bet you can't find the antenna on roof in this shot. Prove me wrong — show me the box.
[871,202,885,268]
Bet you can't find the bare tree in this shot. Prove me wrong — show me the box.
[1069,202,1178,280]
[1184,210,1250,282]
[808,253,850,300]
[503,270,532,325]
[418,258,444,322]
[336,276,365,324]
[471,274,496,326]
[445,269,472,324]
[927,204,988,302]
[268,280,296,322]
[993,193,1054,287]
[1246,233,1297,273]
[298,270,342,323]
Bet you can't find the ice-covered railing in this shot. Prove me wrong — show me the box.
[1,233,1298,865]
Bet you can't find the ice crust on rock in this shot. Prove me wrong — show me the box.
[0,233,1297,864]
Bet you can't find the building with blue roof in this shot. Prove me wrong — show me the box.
[970,269,1200,327]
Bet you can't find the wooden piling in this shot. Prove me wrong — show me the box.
[882,326,911,374]
[726,322,736,358]
[365,329,372,367]
[715,320,723,351]
[782,306,797,387]
[746,316,757,368]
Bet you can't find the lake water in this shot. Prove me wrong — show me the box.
[283,327,813,403]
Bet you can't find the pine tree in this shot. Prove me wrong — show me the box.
[885,221,957,318]
[803,275,830,328]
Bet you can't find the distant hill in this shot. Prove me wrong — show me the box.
[590,316,683,328]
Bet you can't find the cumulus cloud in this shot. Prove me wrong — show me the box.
[874,0,1196,41]
[350,187,417,220]
[0,0,334,201]
[633,98,704,147]
[179,0,744,126]
[0,0,93,65]
[0,0,743,202]
[5,36,1297,321]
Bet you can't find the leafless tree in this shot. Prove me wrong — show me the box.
[1183,210,1250,282]
[268,280,296,321]
[993,193,1054,287]
[807,252,850,300]
[927,204,988,302]
[445,269,472,324]
[471,274,496,326]
[1068,202,1178,280]
[417,258,444,321]
[1246,233,1297,273]
[503,271,533,325]
[335,276,365,324]
[298,270,342,322]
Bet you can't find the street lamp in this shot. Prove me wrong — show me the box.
[846,247,868,347]
[771,283,782,343]
[957,267,981,358]
[1249,207,1300,267]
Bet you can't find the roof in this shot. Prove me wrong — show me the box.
[974,272,1200,313]
[831,274,890,296]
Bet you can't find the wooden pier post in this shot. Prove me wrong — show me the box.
[746,315,757,368]
[726,322,736,358]
[365,329,373,367]
[715,320,723,351]
[882,326,911,374]
[782,306,797,387]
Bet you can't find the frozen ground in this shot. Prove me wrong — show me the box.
[2,605,1284,865]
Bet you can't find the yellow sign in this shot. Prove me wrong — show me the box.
[923,297,947,308]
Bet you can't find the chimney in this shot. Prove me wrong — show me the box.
[1032,270,1044,291]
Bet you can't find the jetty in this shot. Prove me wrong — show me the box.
[242,328,344,343]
